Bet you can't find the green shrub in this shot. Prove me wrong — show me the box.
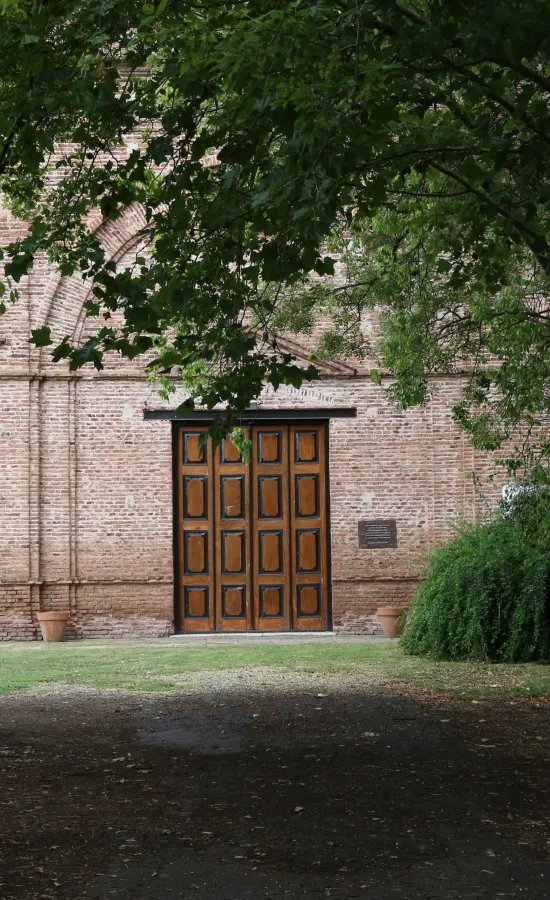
[401,492,550,662]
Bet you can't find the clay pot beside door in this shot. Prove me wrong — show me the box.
[376,607,406,639]
[37,612,70,642]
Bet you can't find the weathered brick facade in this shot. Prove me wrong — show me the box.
[0,205,501,639]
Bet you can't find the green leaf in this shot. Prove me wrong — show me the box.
[30,327,52,348]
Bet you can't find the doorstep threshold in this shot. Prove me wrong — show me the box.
[170,631,336,640]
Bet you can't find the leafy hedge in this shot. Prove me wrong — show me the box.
[401,490,550,662]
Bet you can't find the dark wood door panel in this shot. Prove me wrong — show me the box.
[294,429,319,463]
[221,530,246,574]
[184,531,208,574]
[296,528,321,573]
[258,475,282,519]
[259,530,284,574]
[297,584,321,618]
[215,432,251,631]
[183,432,207,465]
[252,425,290,631]
[290,424,327,631]
[259,585,284,618]
[295,474,319,517]
[185,586,210,620]
[222,585,247,618]
[183,476,208,519]
[257,430,281,464]
[220,475,244,518]
[221,437,243,464]
[177,427,214,632]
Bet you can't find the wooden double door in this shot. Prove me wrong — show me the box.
[176,423,329,632]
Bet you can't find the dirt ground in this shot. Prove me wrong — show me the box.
[0,669,548,900]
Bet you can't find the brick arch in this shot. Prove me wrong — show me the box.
[40,204,148,365]
[72,233,147,349]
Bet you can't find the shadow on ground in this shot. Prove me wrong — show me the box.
[0,670,548,899]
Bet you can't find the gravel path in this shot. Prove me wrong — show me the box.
[0,669,548,899]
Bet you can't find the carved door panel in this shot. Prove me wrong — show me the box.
[214,431,252,631]
[177,423,328,631]
[289,425,328,631]
[176,427,215,632]
[251,426,291,630]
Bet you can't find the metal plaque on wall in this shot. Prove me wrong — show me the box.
[358,519,397,549]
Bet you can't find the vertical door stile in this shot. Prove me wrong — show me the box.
[215,430,251,631]
[252,425,290,630]
[178,426,215,632]
[290,424,328,630]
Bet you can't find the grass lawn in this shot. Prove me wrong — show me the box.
[0,641,548,697]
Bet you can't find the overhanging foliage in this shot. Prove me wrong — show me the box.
[1,1,550,460]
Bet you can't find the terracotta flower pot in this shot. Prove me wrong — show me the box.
[37,612,69,642]
[377,607,406,639]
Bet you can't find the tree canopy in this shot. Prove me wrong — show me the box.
[2,0,550,469]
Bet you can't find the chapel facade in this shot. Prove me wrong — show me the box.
[0,204,500,639]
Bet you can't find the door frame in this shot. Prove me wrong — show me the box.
[168,409,356,633]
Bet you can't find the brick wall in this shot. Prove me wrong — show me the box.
[0,205,503,639]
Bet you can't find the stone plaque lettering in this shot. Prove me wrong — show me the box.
[358,519,397,549]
